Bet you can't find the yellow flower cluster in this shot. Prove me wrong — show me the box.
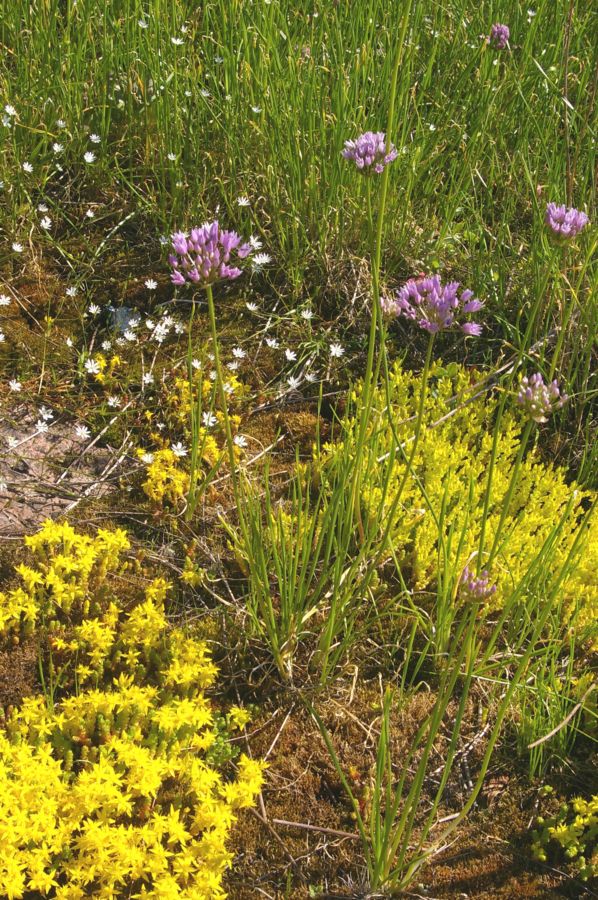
[531,793,597,881]
[0,520,130,638]
[140,449,190,506]
[0,525,264,898]
[326,363,597,640]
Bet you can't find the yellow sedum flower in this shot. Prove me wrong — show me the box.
[0,525,265,898]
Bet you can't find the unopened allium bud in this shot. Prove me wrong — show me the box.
[545,203,589,239]
[382,275,484,335]
[489,23,510,49]
[168,220,253,287]
[517,373,567,423]
[459,566,497,602]
[342,131,398,174]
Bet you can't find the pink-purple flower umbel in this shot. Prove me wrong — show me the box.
[169,221,252,287]
[517,373,567,423]
[459,566,497,602]
[545,203,589,239]
[382,275,484,335]
[342,131,398,174]
[489,23,510,49]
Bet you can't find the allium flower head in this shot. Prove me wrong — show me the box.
[545,203,589,239]
[459,566,497,602]
[517,373,567,423]
[168,221,253,287]
[382,275,484,335]
[342,131,398,174]
[489,23,510,49]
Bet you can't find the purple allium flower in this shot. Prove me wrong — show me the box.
[382,275,484,335]
[545,203,589,239]
[342,131,398,174]
[459,566,497,603]
[516,373,567,423]
[488,23,510,49]
[168,221,253,287]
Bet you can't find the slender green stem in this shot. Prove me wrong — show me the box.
[487,419,534,566]
[205,284,243,522]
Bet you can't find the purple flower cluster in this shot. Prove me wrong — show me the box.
[489,23,510,49]
[459,566,497,602]
[545,203,589,239]
[382,275,484,335]
[342,131,398,174]
[517,373,567,423]
[169,221,252,287]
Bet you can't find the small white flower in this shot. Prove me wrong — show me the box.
[39,406,54,421]
[9,379,21,392]
[214,55,223,63]
[232,346,246,359]
[22,161,33,173]
[138,19,148,28]
[252,253,271,271]
[171,441,188,457]
[0,295,11,306]
[202,412,217,428]
[142,372,154,385]
[85,358,100,375]
[305,371,317,383]
[285,348,297,361]
[174,322,185,334]
[8,437,18,449]
[233,434,247,448]
[66,286,78,297]
[4,104,16,117]
[89,133,101,143]
[144,278,158,290]
[127,316,140,329]
[209,370,217,381]
[329,342,345,358]
[223,381,234,395]
[35,419,49,433]
[85,208,95,218]
[167,152,177,161]
[236,195,250,207]
[249,235,263,250]
[37,203,48,213]
[287,376,301,390]
[228,361,239,372]
[88,303,100,315]
[56,118,66,128]
[428,123,436,132]
[12,242,23,253]
[75,424,90,440]
[246,302,258,312]
[265,337,279,349]
[200,88,211,98]
[251,105,262,113]
[191,358,201,369]
[171,36,184,45]
[300,308,313,320]
[101,340,112,351]
[52,142,64,153]
[124,329,137,342]
[107,395,121,408]
[84,151,95,163]
[141,452,154,464]
[66,337,74,348]
[156,422,165,431]
[180,24,188,33]
[0,330,5,343]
